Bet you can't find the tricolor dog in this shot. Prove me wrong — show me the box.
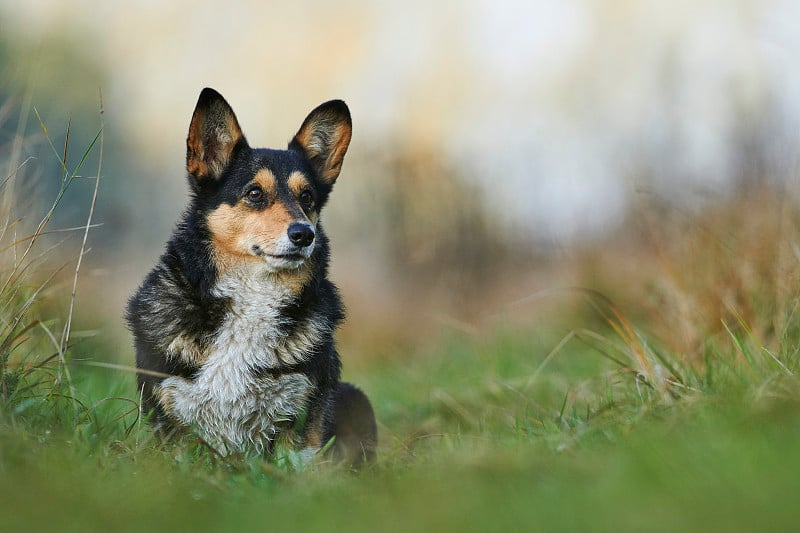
[127,88,377,465]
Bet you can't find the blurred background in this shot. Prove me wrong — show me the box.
[2,0,800,367]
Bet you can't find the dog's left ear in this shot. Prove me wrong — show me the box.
[290,100,352,186]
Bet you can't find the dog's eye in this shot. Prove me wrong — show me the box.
[246,187,264,202]
[299,190,314,208]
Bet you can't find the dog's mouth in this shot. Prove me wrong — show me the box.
[267,253,305,261]
[250,245,309,267]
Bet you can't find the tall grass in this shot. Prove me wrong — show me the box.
[0,96,120,441]
[360,186,800,466]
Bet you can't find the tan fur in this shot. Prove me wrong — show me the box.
[322,122,352,183]
[206,203,314,297]
[166,334,209,366]
[253,168,278,197]
[302,415,325,449]
[186,118,207,177]
[287,171,310,195]
[287,171,319,225]
[278,267,313,296]
[207,203,291,260]
[154,384,176,417]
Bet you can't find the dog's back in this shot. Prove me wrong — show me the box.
[127,88,376,465]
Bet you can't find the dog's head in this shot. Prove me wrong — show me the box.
[185,88,351,273]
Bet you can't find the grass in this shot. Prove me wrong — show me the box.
[3,327,799,533]
[2,108,800,532]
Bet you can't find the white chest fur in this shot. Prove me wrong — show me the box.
[158,265,323,454]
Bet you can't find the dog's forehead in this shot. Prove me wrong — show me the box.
[250,148,311,182]
[215,147,314,203]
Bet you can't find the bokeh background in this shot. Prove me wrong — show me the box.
[2,0,800,367]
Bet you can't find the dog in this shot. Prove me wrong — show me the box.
[126,88,377,466]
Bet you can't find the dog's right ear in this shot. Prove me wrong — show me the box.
[290,100,352,186]
[186,88,248,181]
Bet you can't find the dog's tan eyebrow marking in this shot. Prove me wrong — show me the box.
[252,168,277,196]
[287,171,318,224]
[287,171,311,195]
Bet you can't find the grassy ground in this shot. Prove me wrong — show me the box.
[2,122,800,532]
[2,325,800,533]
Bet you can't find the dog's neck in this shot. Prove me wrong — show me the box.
[211,259,312,301]
[207,261,324,369]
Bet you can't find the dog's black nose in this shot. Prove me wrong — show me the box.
[287,223,315,247]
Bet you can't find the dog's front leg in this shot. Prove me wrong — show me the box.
[155,375,201,425]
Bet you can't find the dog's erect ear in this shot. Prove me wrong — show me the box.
[290,100,352,186]
[186,88,247,181]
